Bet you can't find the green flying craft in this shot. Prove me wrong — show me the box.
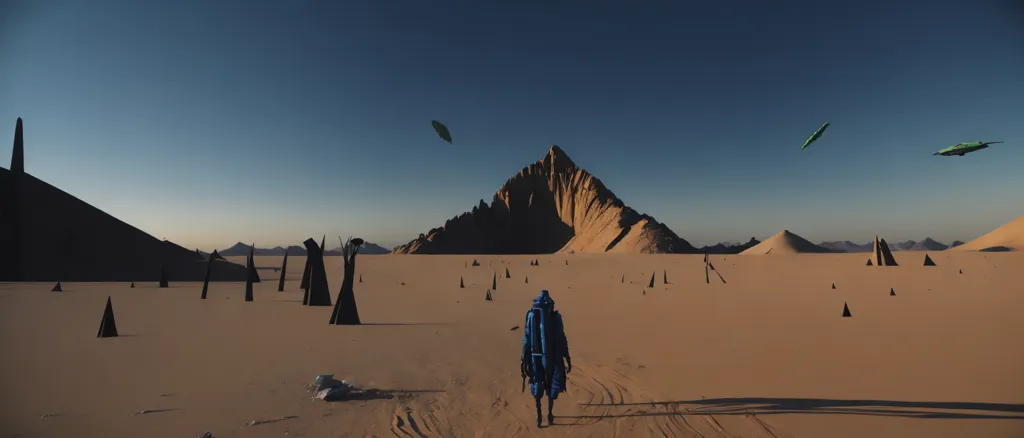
[801,121,831,150]
[933,141,1005,156]
[431,120,452,144]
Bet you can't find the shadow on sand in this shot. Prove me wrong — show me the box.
[358,322,449,326]
[326,389,443,402]
[569,397,1024,421]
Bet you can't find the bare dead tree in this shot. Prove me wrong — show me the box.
[330,236,364,325]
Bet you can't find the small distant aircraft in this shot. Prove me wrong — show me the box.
[933,141,1005,156]
[431,120,452,144]
[800,121,830,151]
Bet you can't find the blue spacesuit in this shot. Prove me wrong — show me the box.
[521,290,571,427]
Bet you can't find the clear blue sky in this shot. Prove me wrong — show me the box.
[2,0,1023,250]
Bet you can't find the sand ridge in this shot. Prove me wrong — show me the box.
[952,216,1024,251]
[740,230,832,255]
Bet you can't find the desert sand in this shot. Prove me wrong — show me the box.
[952,216,1024,252]
[3,251,1024,438]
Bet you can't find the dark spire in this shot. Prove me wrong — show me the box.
[460,276,464,288]
[158,265,168,288]
[648,272,655,288]
[200,249,214,299]
[97,296,118,338]
[244,248,254,301]
[842,302,852,317]
[51,281,62,292]
[11,118,24,173]
[277,250,288,292]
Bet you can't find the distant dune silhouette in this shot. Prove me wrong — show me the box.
[0,118,248,282]
[740,230,832,255]
[699,238,760,254]
[393,145,697,254]
[218,241,391,257]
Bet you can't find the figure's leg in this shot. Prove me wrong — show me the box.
[536,395,544,425]
[547,396,555,425]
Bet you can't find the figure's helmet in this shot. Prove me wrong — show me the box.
[532,290,555,310]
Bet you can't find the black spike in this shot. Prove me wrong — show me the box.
[277,250,288,292]
[244,249,254,302]
[359,274,362,283]
[648,272,655,288]
[525,275,528,284]
[832,283,836,289]
[485,290,492,301]
[129,281,135,288]
[505,267,510,278]
[11,118,24,173]
[460,276,464,288]
[842,302,852,317]
[663,270,668,284]
[201,249,214,299]
[621,274,624,283]
[923,254,936,266]
[866,259,873,266]
[959,269,962,274]
[492,273,497,290]
[51,281,62,292]
[890,288,895,296]
[97,296,118,338]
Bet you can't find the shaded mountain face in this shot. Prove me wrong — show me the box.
[393,145,697,254]
[950,240,965,248]
[700,238,760,254]
[819,240,873,253]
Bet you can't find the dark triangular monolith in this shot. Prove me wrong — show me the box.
[705,265,710,284]
[663,270,668,284]
[923,254,936,266]
[492,273,497,290]
[277,250,288,292]
[11,118,24,173]
[158,265,168,288]
[890,288,895,296]
[302,261,312,305]
[51,281,62,292]
[621,274,624,283]
[832,283,836,289]
[460,276,464,288]
[200,249,214,299]
[97,296,118,338]
[485,290,492,301]
[247,243,261,283]
[505,267,510,278]
[359,274,362,283]
[703,253,708,263]
[472,259,480,266]
[303,238,332,306]
[648,272,655,288]
[842,302,852,317]
[866,259,873,266]
[244,249,254,301]
[129,281,135,288]
[525,275,528,284]
[299,253,311,291]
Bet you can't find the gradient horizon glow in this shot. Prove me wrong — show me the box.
[3,0,1023,251]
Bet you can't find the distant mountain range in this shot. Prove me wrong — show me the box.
[217,241,391,257]
[699,238,761,254]
[817,237,955,253]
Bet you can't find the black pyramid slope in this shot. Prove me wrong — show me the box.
[842,302,852,317]
[648,272,655,288]
[51,281,62,292]
[923,254,937,266]
[97,296,118,338]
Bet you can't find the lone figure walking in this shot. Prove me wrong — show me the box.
[520,290,572,427]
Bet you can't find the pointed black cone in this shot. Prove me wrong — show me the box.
[663,270,668,284]
[472,259,480,266]
[51,281,62,292]
[277,250,288,292]
[621,274,624,283]
[302,261,312,305]
[525,275,528,284]
[299,253,311,291]
[866,259,873,266]
[303,238,332,307]
[505,267,510,278]
[923,254,936,266]
[460,276,464,288]
[492,273,497,290]
[244,249,254,302]
[648,272,655,288]
[485,290,492,301]
[890,288,895,296]
[703,253,708,263]
[159,265,169,288]
[200,249,214,299]
[12,117,25,173]
[359,274,362,283]
[842,302,852,317]
[832,283,836,289]
[97,296,118,338]
[129,281,135,288]
[247,243,261,283]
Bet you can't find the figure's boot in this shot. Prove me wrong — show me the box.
[548,397,555,425]
[535,398,543,428]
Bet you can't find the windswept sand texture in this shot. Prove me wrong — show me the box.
[952,216,1024,251]
[393,146,696,254]
[2,252,1023,438]
[739,230,831,255]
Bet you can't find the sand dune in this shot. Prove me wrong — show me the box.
[951,216,1024,252]
[2,252,1023,438]
[740,230,831,255]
